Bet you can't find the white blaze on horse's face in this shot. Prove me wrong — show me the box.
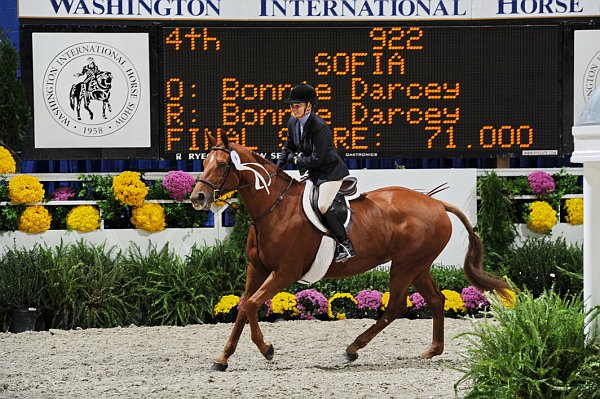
[190,149,228,211]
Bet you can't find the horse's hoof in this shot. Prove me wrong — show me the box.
[263,344,274,361]
[345,351,359,362]
[211,362,228,372]
[419,347,443,359]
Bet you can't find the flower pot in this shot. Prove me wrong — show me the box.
[9,308,38,333]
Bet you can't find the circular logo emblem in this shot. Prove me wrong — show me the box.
[583,50,600,103]
[42,42,141,137]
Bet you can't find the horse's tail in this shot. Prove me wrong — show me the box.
[441,200,512,301]
[69,84,78,110]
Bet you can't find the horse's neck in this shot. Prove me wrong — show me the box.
[235,155,297,222]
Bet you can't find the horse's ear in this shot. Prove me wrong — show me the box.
[207,133,217,147]
[220,131,230,148]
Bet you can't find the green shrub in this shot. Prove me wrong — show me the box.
[0,244,48,310]
[141,255,213,326]
[505,237,583,297]
[0,29,31,150]
[227,199,251,254]
[477,171,518,274]
[455,289,600,399]
[430,265,469,292]
[37,241,128,329]
[185,240,248,297]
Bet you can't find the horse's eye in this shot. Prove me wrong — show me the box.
[217,162,227,169]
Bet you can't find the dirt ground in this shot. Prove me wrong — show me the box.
[0,318,476,398]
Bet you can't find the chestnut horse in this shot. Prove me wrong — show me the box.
[191,134,510,371]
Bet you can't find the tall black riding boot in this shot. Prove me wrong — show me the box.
[322,208,356,262]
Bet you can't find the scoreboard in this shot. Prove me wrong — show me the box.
[21,21,576,160]
[162,25,561,160]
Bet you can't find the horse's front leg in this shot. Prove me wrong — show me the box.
[84,99,94,120]
[240,271,296,363]
[212,264,267,371]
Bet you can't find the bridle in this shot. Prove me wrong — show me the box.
[195,146,238,200]
[196,146,294,224]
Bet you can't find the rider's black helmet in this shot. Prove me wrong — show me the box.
[285,83,318,106]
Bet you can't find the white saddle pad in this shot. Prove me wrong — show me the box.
[298,235,336,285]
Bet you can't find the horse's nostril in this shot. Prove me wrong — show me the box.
[196,193,206,203]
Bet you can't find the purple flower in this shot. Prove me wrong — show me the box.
[460,286,490,311]
[409,292,427,310]
[528,171,556,197]
[355,290,383,311]
[295,289,328,320]
[162,170,196,201]
[51,186,76,201]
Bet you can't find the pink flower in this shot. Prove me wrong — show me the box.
[355,290,383,310]
[460,286,490,311]
[162,170,196,201]
[295,289,328,320]
[51,186,76,201]
[409,292,427,310]
[528,171,556,197]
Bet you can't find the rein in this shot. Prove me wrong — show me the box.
[250,174,293,226]
[198,146,294,225]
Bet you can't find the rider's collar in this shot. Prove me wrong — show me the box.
[298,111,311,128]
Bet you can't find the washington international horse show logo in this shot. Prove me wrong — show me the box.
[42,42,141,138]
[583,49,600,103]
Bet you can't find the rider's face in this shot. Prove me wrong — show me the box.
[290,102,310,118]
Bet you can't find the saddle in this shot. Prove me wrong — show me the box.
[297,176,359,284]
[303,176,358,233]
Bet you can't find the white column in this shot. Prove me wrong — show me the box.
[572,124,600,338]
[583,163,600,337]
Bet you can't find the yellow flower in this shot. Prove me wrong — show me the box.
[112,171,148,206]
[8,175,45,204]
[131,203,166,232]
[327,292,357,320]
[212,190,236,207]
[441,289,467,314]
[381,291,390,310]
[214,295,241,315]
[0,146,16,174]
[564,198,583,225]
[66,205,100,232]
[498,289,517,309]
[270,292,298,316]
[526,201,557,234]
[380,291,412,311]
[18,205,52,233]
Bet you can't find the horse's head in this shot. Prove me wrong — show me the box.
[190,133,242,210]
[96,71,112,89]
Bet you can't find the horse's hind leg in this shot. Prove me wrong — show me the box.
[212,263,268,371]
[345,264,414,361]
[412,269,446,359]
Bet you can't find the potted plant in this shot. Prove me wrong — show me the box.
[0,245,48,332]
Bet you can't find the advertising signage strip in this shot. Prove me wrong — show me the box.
[17,0,600,20]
